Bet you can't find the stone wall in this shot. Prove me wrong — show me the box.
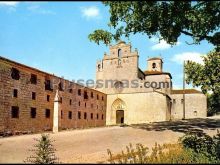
[0,57,106,133]
[106,92,171,125]
[171,93,207,120]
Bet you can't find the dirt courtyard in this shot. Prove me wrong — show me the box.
[0,117,219,163]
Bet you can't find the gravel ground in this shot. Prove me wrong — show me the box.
[0,118,219,163]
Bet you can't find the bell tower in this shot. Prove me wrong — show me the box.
[147,57,163,72]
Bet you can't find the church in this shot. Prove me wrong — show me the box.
[95,40,207,125]
[0,40,207,134]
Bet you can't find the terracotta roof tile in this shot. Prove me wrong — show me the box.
[171,89,203,94]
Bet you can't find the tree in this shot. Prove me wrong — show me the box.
[184,49,220,115]
[88,1,220,48]
[24,134,59,164]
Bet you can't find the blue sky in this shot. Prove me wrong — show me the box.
[0,2,215,89]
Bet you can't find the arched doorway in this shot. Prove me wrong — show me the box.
[116,110,124,124]
[112,98,126,125]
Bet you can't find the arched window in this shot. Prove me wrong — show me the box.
[152,63,156,69]
[97,64,101,71]
[118,49,122,58]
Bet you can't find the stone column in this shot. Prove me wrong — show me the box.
[53,90,60,133]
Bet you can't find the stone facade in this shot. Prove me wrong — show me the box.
[0,56,106,133]
[0,40,208,133]
[95,41,207,125]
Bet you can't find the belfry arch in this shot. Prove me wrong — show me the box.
[111,98,126,124]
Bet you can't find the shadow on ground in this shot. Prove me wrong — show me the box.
[130,118,220,135]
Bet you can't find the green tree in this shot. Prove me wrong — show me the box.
[88,1,220,48]
[24,134,59,164]
[184,50,220,115]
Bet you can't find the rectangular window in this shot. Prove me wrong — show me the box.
[11,106,19,118]
[102,114,104,120]
[30,74,37,84]
[85,102,86,108]
[97,94,99,100]
[13,89,18,98]
[97,113,99,119]
[58,82,64,91]
[45,109,50,118]
[78,89,81,96]
[84,112,87,119]
[60,97,62,104]
[11,68,20,80]
[45,79,53,91]
[70,99,72,105]
[61,110,63,119]
[69,88,73,93]
[78,111,81,119]
[68,111,72,119]
[91,92,93,98]
[102,96,104,101]
[79,101,80,106]
[181,99,184,104]
[91,113,93,119]
[31,107,36,118]
[84,91,88,99]
[32,92,36,100]
[47,95,50,102]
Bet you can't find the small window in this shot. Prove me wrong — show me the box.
[181,99,184,104]
[84,91,88,99]
[11,106,19,118]
[91,113,93,119]
[61,110,63,119]
[78,111,81,119]
[47,95,50,102]
[69,99,72,105]
[58,82,64,91]
[13,89,18,98]
[69,88,73,93]
[85,102,86,108]
[84,112,87,119]
[11,68,20,80]
[68,111,72,119]
[102,114,104,120]
[45,79,53,91]
[45,109,50,118]
[102,96,104,101]
[152,63,156,69]
[78,89,81,96]
[30,74,37,84]
[118,49,122,58]
[97,113,99,119]
[60,97,62,104]
[31,107,36,118]
[78,101,80,106]
[91,92,93,98]
[32,92,36,100]
[97,94,99,100]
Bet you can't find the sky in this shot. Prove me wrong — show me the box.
[0,1,215,90]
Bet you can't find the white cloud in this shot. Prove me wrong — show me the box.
[81,6,100,19]
[171,52,204,65]
[150,37,180,50]
[27,4,55,15]
[0,1,19,6]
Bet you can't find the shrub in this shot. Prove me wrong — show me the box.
[107,131,220,164]
[24,134,59,164]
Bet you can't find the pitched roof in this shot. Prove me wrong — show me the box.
[171,89,203,94]
[144,70,172,79]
